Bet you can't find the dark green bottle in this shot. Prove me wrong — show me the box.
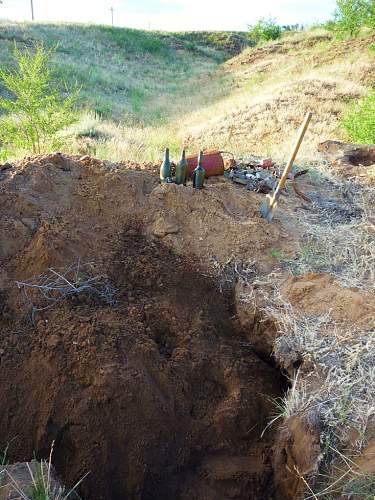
[193,151,205,189]
[160,148,171,183]
[175,149,188,185]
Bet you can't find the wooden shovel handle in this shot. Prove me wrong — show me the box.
[272,112,312,201]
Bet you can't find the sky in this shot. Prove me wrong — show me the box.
[0,0,338,31]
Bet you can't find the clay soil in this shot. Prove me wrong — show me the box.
[0,154,291,499]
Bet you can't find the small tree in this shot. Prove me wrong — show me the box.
[248,18,282,44]
[330,0,375,38]
[0,44,78,158]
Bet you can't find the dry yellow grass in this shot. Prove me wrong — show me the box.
[181,30,375,160]
[60,29,375,164]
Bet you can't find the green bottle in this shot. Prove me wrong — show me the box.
[193,151,205,189]
[160,148,171,183]
[175,149,188,185]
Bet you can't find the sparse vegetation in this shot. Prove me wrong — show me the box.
[343,88,375,143]
[248,17,282,43]
[254,280,375,497]
[0,23,374,162]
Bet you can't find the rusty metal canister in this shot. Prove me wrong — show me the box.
[186,150,224,178]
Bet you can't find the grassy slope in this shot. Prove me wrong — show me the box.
[0,22,374,163]
[184,28,375,159]
[0,22,248,122]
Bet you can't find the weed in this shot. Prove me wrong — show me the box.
[1,439,14,466]
[100,26,167,54]
[262,371,312,436]
[4,443,89,500]
[342,473,375,498]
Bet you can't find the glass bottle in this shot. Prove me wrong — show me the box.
[175,149,188,185]
[193,151,205,189]
[160,148,171,183]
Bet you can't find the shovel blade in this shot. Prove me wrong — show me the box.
[260,198,277,222]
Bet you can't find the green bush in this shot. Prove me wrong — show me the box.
[329,0,375,38]
[248,18,282,43]
[0,44,78,158]
[342,89,375,143]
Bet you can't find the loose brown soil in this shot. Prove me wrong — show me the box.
[0,154,291,499]
[2,153,372,499]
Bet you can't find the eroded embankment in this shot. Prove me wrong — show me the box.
[0,154,293,499]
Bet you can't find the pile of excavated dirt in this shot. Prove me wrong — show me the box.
[0,154,292,499]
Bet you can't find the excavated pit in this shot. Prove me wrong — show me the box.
[0,226,286,500]
[0,155,291,499]
[347,147,375,167]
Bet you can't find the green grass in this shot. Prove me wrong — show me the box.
[342,87,375,143]
[0,22,374,164]
[0,22,236,125]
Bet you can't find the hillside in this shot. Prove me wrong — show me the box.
[0,22,246,123]
[0,22,375,500]
[185,29,375,159]
[0,23,374,162]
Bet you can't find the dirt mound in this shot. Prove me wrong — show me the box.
[225,33,333,68]
[0,154,291,499]
[318,140,375,181]
[227,33,375,78]
[281,273,375,329]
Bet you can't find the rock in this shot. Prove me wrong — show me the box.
[152,216,179,238]
[21,217,38,231]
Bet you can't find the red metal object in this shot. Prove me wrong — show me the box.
[186,150,224,178]
[260,158,273,168]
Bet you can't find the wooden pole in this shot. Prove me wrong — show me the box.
[30,0,34,21]
[110,6,114,26]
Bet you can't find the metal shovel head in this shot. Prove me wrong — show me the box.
[260,196,278,222]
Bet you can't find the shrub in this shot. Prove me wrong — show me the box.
[342,88,375,143]
[0,44,78,159]
[248,18,282,43]
[329,0,375,38]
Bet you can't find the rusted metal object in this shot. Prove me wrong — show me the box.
[186,150,224,178]
[290,169,312,202]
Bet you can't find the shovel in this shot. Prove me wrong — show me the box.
[260,111,312,222]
